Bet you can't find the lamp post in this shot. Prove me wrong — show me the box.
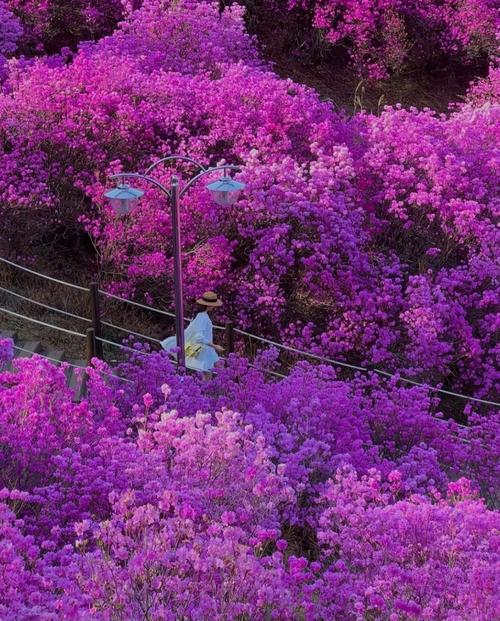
[104,155,245,368]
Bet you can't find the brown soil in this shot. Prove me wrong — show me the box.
[267,55,480,115]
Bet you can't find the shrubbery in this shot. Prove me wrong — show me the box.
[283,0,498,79]
[0,344,498,619]
[0,3,498,618]
[6,0,126,53]
[0,1,22,79]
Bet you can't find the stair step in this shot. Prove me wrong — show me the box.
[67,361,85,388]
[0,331,90,402]
[14,340,42,358]
[68,360,87,402]
[44,349,65,365]
[1,330,17,341]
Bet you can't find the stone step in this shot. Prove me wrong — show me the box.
[1,330,17,341]
[43,349,65,365]
[0,325,91,402]
[68,360,87,402]
[14,340,42,358]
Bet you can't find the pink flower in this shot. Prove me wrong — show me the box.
[161,383,171,398]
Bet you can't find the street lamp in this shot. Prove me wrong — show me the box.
[206,177,245,206]
[105,184,144,216]
[104,155,245,368]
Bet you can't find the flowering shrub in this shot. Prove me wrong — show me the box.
[0,2,497,616]
[78,408,300,619]
[315,468,500,620]
[7,0,126,53]
[105,347,500,504]
[0,1,22,79]
[354,102,499,392]
[284,0,498,78]
[465,62,500,106]
[0,352,498,618]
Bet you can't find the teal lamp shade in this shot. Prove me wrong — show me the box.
[104,184,144,216]
[206,177,245,206]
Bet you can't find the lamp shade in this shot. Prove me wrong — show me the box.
[104,184,144,216]
[206,177,245,206]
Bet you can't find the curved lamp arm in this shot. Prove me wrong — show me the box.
[110,163,242,200]
[145,154,207,176]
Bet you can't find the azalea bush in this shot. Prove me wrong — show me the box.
[281,0,498,79]
[465,62,500,106]
[0,346,498,619]
[0,0,22,79]
[6,0,127,53]
[111,347,500,502]
[315,469,500,620]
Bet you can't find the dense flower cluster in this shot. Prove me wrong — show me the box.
[0,0,22,79]
[284,0,498,78]
[465,62,500,106]
[0,345,498,618]
[6,0,126,53]
[352,103,499,393]
[315,469,499,619]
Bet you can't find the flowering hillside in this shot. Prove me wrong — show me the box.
[0,2,498,617]
[0,341,498,619]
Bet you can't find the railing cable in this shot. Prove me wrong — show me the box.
[98,290,178,320]
[10,344,133,384]
[1,257,497,407]
[0,257,88,292]
[0,285,92,323]
[235,328,368,372]
[96,336,156,357]
[11,345,82,368]
[234,328,499,407]
[0,307,86,338]
[101,320,162,344]
[369,369,499,406]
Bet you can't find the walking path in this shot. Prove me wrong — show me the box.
[0,256,498,412]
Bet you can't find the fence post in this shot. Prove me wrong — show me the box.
[79,327,96,400]
[86,327,96,365]
[225,320,235,354]
[90,282,103,358]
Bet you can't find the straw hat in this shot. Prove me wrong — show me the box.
[197,291,223,307]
